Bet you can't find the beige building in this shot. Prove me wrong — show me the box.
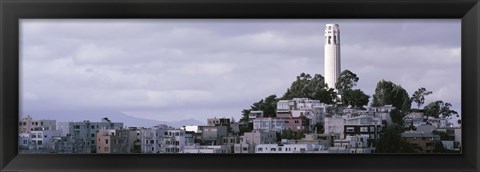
[96,128,137,153]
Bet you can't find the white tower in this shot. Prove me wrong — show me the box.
[324,24,341,90]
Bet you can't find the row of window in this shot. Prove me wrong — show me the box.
[257,147,306,152]
[19,122,46,126]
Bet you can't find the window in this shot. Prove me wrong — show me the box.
[91,134,95,138]
[295,120,299,124]
[257,148,263,151]
[176,141,179,145]
[370,126,375,131]
[91,125,95,129]
[360,127,368,132]
[105,139,109,144]
[346,127,354,132]
[271,148,276,151]
[37,140,43,145]
[104,147,109,152]
[243,147,248,151]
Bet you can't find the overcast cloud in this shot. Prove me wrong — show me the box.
[20,19,461,122]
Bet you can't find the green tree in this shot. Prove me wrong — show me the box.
[376,125,416,153]
[371,80,411,113]
[433,141,447,153]
[390,109,405,126]
[240,95,278,122]
[335,69,359,91]
[311,88,337,104]
[282,73,336,104]
[341,89,370,108]
[423,100,458,118]
[411,87,433,109]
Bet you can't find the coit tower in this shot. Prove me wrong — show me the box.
[324,24,341,90]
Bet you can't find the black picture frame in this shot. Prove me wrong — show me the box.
[1,0,479,172]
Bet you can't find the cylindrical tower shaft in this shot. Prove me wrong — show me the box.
[324,24,341,90]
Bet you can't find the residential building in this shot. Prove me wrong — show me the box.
[253,117,285,133]
[255,143,327,153]
[207,117,230,126]
[29,128,61,150]
[96,128,137,153]
[283,116,309,133]
[234,130,277,153]
[286,133,340,148]
[57,118,123,153]
[343,115,383,145]
[329,135,375,153]
[324,115,345,138]
[182,145,232,153]
[200,125,228,145]
[19,115,56,134]
[248,111,264,120]
[401,131,440,153]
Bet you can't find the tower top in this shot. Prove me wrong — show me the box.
[325,24,339,30]
[325,24,340,45]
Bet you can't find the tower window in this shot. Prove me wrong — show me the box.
[328,36,331,44]
[333,36,336,44]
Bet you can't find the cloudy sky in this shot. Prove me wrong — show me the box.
[20,19,461,122]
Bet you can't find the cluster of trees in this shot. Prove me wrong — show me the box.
[237,69,458,153]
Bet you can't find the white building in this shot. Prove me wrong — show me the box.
[182,145,231,154]
[329,135,375,154]
[367,105,395,126]
[248,111,264,120]
[234,130,277,153]
[255,144,327,153]
[29,129,61,150]
[182,125,201,133]
[277,98,329,130]
[253,117,285,132]
[140,125,194,153]
[324,115,345,138]
[324,24,341,90]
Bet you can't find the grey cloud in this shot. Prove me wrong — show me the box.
[20,19,461,121]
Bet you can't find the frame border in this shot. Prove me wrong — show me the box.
[1,0,479,172]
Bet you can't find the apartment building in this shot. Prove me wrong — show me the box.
[19,115,56,134]
[96,128,137,153]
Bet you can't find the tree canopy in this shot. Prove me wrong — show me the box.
[335,69,359,91]
[411,87,433,110]
[371,80,411,113]
[341,89,370,108]
[282,73,337,104]
[375,125,416,153]
[423,100,458,118]
[240,94,278,122]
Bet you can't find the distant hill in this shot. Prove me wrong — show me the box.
[21,110,205,128]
